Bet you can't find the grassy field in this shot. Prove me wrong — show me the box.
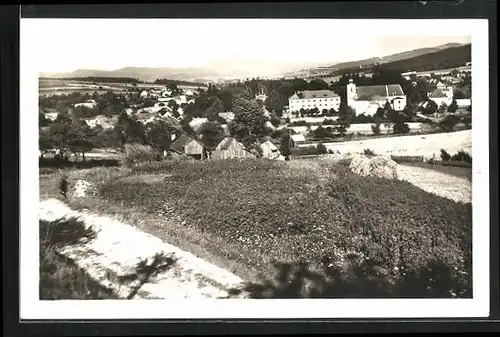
[40,158,472,298]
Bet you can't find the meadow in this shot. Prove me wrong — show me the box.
[40,157,472,298]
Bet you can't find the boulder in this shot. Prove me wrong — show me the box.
[349,155,399,180]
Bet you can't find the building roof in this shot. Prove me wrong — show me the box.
[290,134,306,143]
[356,84,404,100]
[290,90,340,100]
[428,89,447,98]
[216,137,244,151]
[170,134,199,153]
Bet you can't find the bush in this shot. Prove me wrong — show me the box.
[393,123,410,135]
[451,150,472,164]
[99,159,472,298]
[391,155,424,164]
[288,120,308,127]
[371,123,381,135]
[122,143,162,167]
[317,142,328,154]
[322,119,336,126]
[363,148,376,156]
[440,149,452,161]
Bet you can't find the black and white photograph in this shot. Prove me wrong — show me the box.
[18,16,490,320]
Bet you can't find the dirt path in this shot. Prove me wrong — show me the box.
[398,165,471,203]
[40,198,247,299]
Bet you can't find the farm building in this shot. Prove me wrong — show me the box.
[212,137,256,160]
[170,134,207,160]
[260,140,281,159]
[140,90,149,98]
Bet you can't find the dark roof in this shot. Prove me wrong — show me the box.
[356,84,404,100]
[170,134,198,153]
[428,89,447,98]
[290,90,340,100]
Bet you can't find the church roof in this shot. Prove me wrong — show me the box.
[290,90,339,100]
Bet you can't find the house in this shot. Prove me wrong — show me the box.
[140,90,149,98]
[260,139,281,159]
[44,112,59,121]
[189,117,208,132]
[74,99,97,109]
[161,89,173,97]
[290,134,306,146]
[288,90,341,113]
[255,89,267,102]
[84,115,113,129]
[218,112,235,122]
[184,89,194,96]
[347,79,407,115]
[428,89,453,106]
[212,137,256,160]
[124,108,134,116]
[170,134,207,159]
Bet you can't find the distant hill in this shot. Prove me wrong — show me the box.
[376,44,471,72]
[40,67,222,83]
[39,60,320,82]
[285,42,470,77]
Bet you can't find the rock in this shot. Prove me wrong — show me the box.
[349,155,399,180]
[72,179,95,198]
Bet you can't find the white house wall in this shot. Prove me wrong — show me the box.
[289,96,341,112]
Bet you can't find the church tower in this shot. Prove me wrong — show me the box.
[346,79,357,107]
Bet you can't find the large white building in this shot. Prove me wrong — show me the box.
[288,89,341,113]
[347,79,407,116]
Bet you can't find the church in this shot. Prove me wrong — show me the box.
[347,79,407,116]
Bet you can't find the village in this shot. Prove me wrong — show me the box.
[38,60,472,163]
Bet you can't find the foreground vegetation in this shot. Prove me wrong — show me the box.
[39,217,118,300]
[40,157,472,298]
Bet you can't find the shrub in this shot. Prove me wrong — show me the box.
[322,119,336,126]
[363,148,376,156]
[123,143,162,167]
[393,122,410,135]
[391,155,424,164]
[451,150,472,164]
[288,120,308,127]
[440,149,452,161]
[317,142,328,154]
[371,123,381,135]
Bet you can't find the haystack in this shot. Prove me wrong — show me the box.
[349,155,399,180]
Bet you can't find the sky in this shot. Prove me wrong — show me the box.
[23,19,471,73]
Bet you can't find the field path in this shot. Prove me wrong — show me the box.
[40,198,247,299]
[398,165,471,203]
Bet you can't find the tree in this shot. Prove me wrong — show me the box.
[280,132,293,160]
[39,128,53,158]
[230,96,271,149]
[386,109,410,135]
[453,89,467,99]
[206,96,224,121]
[447,98,458,113]
[197,121,225,152]
[423,100,438,115]
[114,112,147,146]
[67,120,96,161]
[438,102,448,114]
[335,102,354,137]
[39,112,50,127]
[264,89,287,114]
[308,79,329,91]
[439,115,460,132]
[48,117,73,160]
[371,121,381,135]
[144,118,177,153]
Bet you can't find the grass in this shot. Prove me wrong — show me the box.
[39,217,119,300]
[40,158,472,298]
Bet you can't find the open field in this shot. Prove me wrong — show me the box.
[40,158,472,298]
[301,130,471,159]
